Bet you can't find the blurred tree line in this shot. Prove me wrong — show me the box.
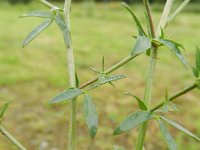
[8,0,200,5]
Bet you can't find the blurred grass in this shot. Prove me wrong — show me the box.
[0,1,200,150]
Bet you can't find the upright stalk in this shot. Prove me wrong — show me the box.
[64,0,77,149]
[136,0,174,149]
[0,125,26,150]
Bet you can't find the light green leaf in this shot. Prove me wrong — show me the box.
[195,47,200,71]
[132,36,152,56]
[113,111,152,135]
[159,39,188,67]
[20,11,52,18]
[49,88,82,104]
[160,116,200,142]
[54,13,71,47]
[124,93,147,111]
[0,102,10,119]
[157,119,177,150]
[113,145,125,150]
[83,94,98,138]
[23,18,53,47]
[89,75,126,90]
[122,2,146,36]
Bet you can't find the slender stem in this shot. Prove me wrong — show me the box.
[0,125,26,150]
[79,54,137,89]
[166,0,190,27]
[151,83,197,112]
[63,0,77,150]
[38,0,55,9]
[156,0,174,35]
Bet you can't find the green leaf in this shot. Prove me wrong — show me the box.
[113,145,125,150]
[49,88,82,104]
[102,56,105,72]
[113,111,152,135]
[124,93,147,111]
[20,11,52,18]
[122,2,146,36]
[0,102,10,119]
[75,71,80,87]
[157,119,177,150]
[195,47,200,71]
[132,36,152,56]
[192,67,199,78]
[160,116,200,142]
[158,39,188,67]
[83,94,98,138]
[89,75,126,90]
[54,13,71,47]
[23,18,53,47]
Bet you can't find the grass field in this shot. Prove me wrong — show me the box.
[0,1,200,150]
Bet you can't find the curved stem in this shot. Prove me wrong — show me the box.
[64,0,77,150]
[151,83,197,112]
[0,125,26,150]
[38,0,55,9]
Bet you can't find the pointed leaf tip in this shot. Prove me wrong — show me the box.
[23,18,53,47]
[49,88,82,104]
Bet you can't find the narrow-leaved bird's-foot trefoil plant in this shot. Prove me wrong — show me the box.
[1,0,200,149]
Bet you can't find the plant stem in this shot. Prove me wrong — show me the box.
[166,0,190,27]
[38,0,55,9]
[0,125,26,150]
[151,83,197,112]
[79,54,137,89]
[64,0,77,149]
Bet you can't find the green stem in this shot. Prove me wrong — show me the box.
[151,83,197,112]
[0,125,26,150]
[38,0,55,9]
[63,0,77,150]
[79,54,137,89]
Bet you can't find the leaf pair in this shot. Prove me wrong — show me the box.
[157,116,200,150]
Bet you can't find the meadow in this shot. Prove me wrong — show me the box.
[0,1,200,149]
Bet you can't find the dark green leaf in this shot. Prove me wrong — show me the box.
[75,71,79,87]
[159,39,188,67]
[89,75,126,90]
[157,119,177,150]
[23,18,53,47]
[102,56,105,72]
[124,93,147,111]
[132,36,152,56]
[49,88,82,104]
[54,14,71,47]
[122,2,146,36]
[192,67,199,78]
[113,111,152,135]
[160,116,200,142]
[20,11,52,18]
[0,102,10,119]
[113,145,125,150]
[83,95,98,138]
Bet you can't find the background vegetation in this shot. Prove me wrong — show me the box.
[0,1,200,149]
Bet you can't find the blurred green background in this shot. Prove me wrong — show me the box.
[0,0,200,150]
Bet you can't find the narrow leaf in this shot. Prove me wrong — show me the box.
[122,2,146,36]
[49,88,82,104]
[102,56,105,72]
[196,47,200,71]
[159,39,188,67]
[83,95,98,138]
[54,14,71,47]
[124,93,147,111]
[0,102,10,119]
[23,18,53,47]
[113,111,152,135]
[192,67,199,78]
[160,116,200,142]
[20,11,51,18]
[89,75,126,90]
[157,119,177,150]
[132,36,152,56]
